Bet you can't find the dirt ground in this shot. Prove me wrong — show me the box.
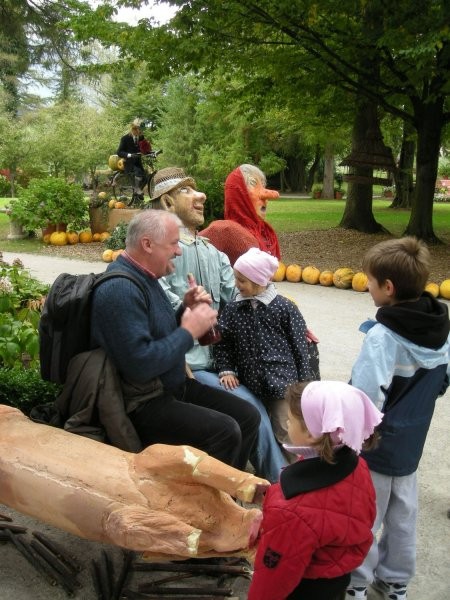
[35,228,450,284]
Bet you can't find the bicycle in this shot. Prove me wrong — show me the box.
[109,149,162,208]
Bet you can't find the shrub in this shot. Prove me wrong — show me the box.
[105,221,128,250]
[196,177,225,224]
[0,257,48,368]
[9,177,88,231]
[0,174,10,196]
[0,366,61,416]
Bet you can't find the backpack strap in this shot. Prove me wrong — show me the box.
[93,271,149,307]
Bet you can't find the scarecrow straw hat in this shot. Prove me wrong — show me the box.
[150,167,196,201]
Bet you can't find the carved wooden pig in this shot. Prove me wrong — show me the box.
[0,405,269,560]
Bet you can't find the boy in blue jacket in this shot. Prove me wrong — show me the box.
[346,237,450,600]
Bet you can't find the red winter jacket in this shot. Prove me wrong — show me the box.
[248,448,376,600]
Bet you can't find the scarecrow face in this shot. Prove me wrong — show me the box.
[246,176,280,221]
[171,186,207,229]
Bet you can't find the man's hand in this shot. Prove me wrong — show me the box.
[181,304,218,340]
[183,284,212,309]
[184,273,212,309]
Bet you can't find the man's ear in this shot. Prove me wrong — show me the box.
[141,236,153,253]
[159,193,176,213]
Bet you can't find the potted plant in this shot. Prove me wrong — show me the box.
[334,174,344,199]
[9,177,88,235]
[311,183,323,199]
[89,191,111,234]
[382,185,394,198]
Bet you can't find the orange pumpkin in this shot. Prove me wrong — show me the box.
[273,261,287,282]
[333,267,355,289]
[319,270,334,286]
[285,264,302,283]
[42,234,51,245]
[102,249,114,263]
[424,282,439,298]
[92,233,102,242]
[108,155,119,170]
[114,201,126,209]
[301,266,321,285]
[351,272,369,292]
[79,230,93,244]
[49,231,67,246]
[66,231,79,245]
[100,232,111,242]
[438,279,450,299]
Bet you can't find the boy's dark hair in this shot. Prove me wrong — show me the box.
[362,237,430,301]
[286,381,378,464]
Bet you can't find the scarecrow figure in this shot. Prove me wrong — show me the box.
[200,164,280,266]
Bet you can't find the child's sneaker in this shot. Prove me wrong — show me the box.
[371,579,407,599]
[345,586,368,599]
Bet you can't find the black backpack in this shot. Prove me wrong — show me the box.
[39,271,145,384]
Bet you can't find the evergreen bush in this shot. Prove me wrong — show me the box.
[0,366,61,416]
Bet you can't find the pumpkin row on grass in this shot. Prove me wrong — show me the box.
[275,261,449,299]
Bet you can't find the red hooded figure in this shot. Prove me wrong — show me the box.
[225,166,280,259]
[200,165,280,265]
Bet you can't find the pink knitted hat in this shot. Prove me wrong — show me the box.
[300,381,383,454]
[233,247,279,286]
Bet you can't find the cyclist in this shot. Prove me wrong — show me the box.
[117,120,152,200]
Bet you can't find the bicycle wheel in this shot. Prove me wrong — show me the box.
[112,172,134,202]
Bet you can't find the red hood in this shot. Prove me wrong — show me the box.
[224,168,281,259]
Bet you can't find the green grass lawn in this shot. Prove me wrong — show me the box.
[0,198,44,253]
[1,196,449,253]
[266,197,450,238]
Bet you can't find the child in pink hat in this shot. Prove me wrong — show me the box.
[214,247,316,451]
[248,380,382,600]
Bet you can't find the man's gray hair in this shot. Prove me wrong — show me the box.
[126,209,182,249]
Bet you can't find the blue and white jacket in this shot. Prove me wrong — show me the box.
[351,293,450,477]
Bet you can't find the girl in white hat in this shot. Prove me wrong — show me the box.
[214,247,314,449]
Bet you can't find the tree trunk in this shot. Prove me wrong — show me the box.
[340,165,387,232]
[391,122,415,209]
[404,100,444,243]
[284,156,308,192]
[306,145,321,192]
[8,171,16,198]
[322,144,334,199]
[339,99,387,233]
